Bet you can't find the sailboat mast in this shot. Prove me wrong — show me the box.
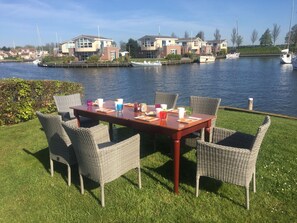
[287,0,294,49]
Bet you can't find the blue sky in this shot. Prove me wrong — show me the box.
[0,0,295,47]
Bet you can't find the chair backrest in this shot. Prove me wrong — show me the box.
[53,93,82,119]
[36,111,71,153]
[251,116,271,156]
[154,91,179,109]
[190,96,221,127]
[190,96,221,115]
[62,122,101,182]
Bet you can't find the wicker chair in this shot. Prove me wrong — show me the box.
[36,111,77,186]
[184,96,221,146]
[196,116,271,210]
[53,93,98,127]
[36,112,107,186]
[62,122,142,207]
[154,91,179,109]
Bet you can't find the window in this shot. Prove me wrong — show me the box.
[144,38,151,47]
[170,49,177,54]
[76,38,93,48]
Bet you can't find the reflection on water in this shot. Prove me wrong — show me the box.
[1,57,297,117]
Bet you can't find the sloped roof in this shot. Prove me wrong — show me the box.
[72,34,112,41]
[138,35,178,41]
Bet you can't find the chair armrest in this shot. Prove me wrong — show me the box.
[58,111,71,121]
[65,119,78,127]
[97,134,140,183]
[89,124,110,144]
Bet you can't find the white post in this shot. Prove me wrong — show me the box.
[248,98,253,110]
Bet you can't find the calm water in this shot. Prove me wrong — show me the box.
[1,57,297,117]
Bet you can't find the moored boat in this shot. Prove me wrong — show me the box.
[32,59,41,65]
[198,55,216,63]
[131,61,162,67]
[280,49,294,64]
[226,52,240,59]
[292,56,297,69]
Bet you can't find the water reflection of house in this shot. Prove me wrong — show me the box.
[60,35,119,61]
[138,35,181,58]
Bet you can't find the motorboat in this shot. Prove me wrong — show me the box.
[131,61,162,67]
[226,52,240,59]
[32,59,41,65]
[198,55,216,63]
[292,56,297,69]
[280,49,294,64]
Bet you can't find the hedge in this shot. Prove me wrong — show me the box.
[0,78,83,125]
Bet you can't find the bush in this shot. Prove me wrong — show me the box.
[86,55,100,63]
[0,78,83,125]
[165,54,182,60]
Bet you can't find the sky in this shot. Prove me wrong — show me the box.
[0,0,295,47]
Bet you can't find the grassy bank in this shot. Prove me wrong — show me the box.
[0,110,296,222]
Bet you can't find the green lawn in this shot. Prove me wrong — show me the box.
[0,110,296,222]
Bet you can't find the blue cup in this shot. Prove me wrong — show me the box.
[117,103,123,111]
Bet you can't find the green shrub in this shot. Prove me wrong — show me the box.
[165,54,181,60]
[86,55,100,63]
[0,78,83,125]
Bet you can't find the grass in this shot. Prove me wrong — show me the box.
[0,110,296,222]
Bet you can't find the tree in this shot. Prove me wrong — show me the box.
[230,28,237,47]
[196,31,205,41]
[285,24,297,46]
[126,38,140,58]
[259,29,273,46]
[236,35,243,47]
[251,29,258,45]
[184,31,189,38]
[171,32,177,37]
[214,29,221,41]
[271,24,281,46]
[119,41,127,51]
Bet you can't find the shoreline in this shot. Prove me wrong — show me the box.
[37,54,282,68]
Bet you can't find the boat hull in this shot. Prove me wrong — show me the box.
[131,61,162,67]
[226,53,240,59]
[198,55,216,63]
[280,53,293,64]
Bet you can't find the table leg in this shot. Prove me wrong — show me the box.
[74,111,81,127]
[108,122,113,141]
[173,139,180,194]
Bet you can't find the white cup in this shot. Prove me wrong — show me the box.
[156,108,162,118]
[160,104,167,110]
[178,107,185,119]
[97,98,104,108]
[117,98,123,104]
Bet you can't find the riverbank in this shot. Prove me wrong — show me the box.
[38,54,282,68]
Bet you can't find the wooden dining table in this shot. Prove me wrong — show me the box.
[71,101,214,194]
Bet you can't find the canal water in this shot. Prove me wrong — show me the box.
[1,57,297,117]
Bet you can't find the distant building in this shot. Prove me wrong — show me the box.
[207,39,228,54]
[176,37,206,55]
[60,35,119,61]
[138,35,181,58]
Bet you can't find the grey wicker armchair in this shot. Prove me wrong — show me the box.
[36,111,77,186]
[185,96,221,146]
[154,91,179,109]
[196,116,271,210]
[36,112,107,186]
[62,122,142,207]
[53,93,98,127]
